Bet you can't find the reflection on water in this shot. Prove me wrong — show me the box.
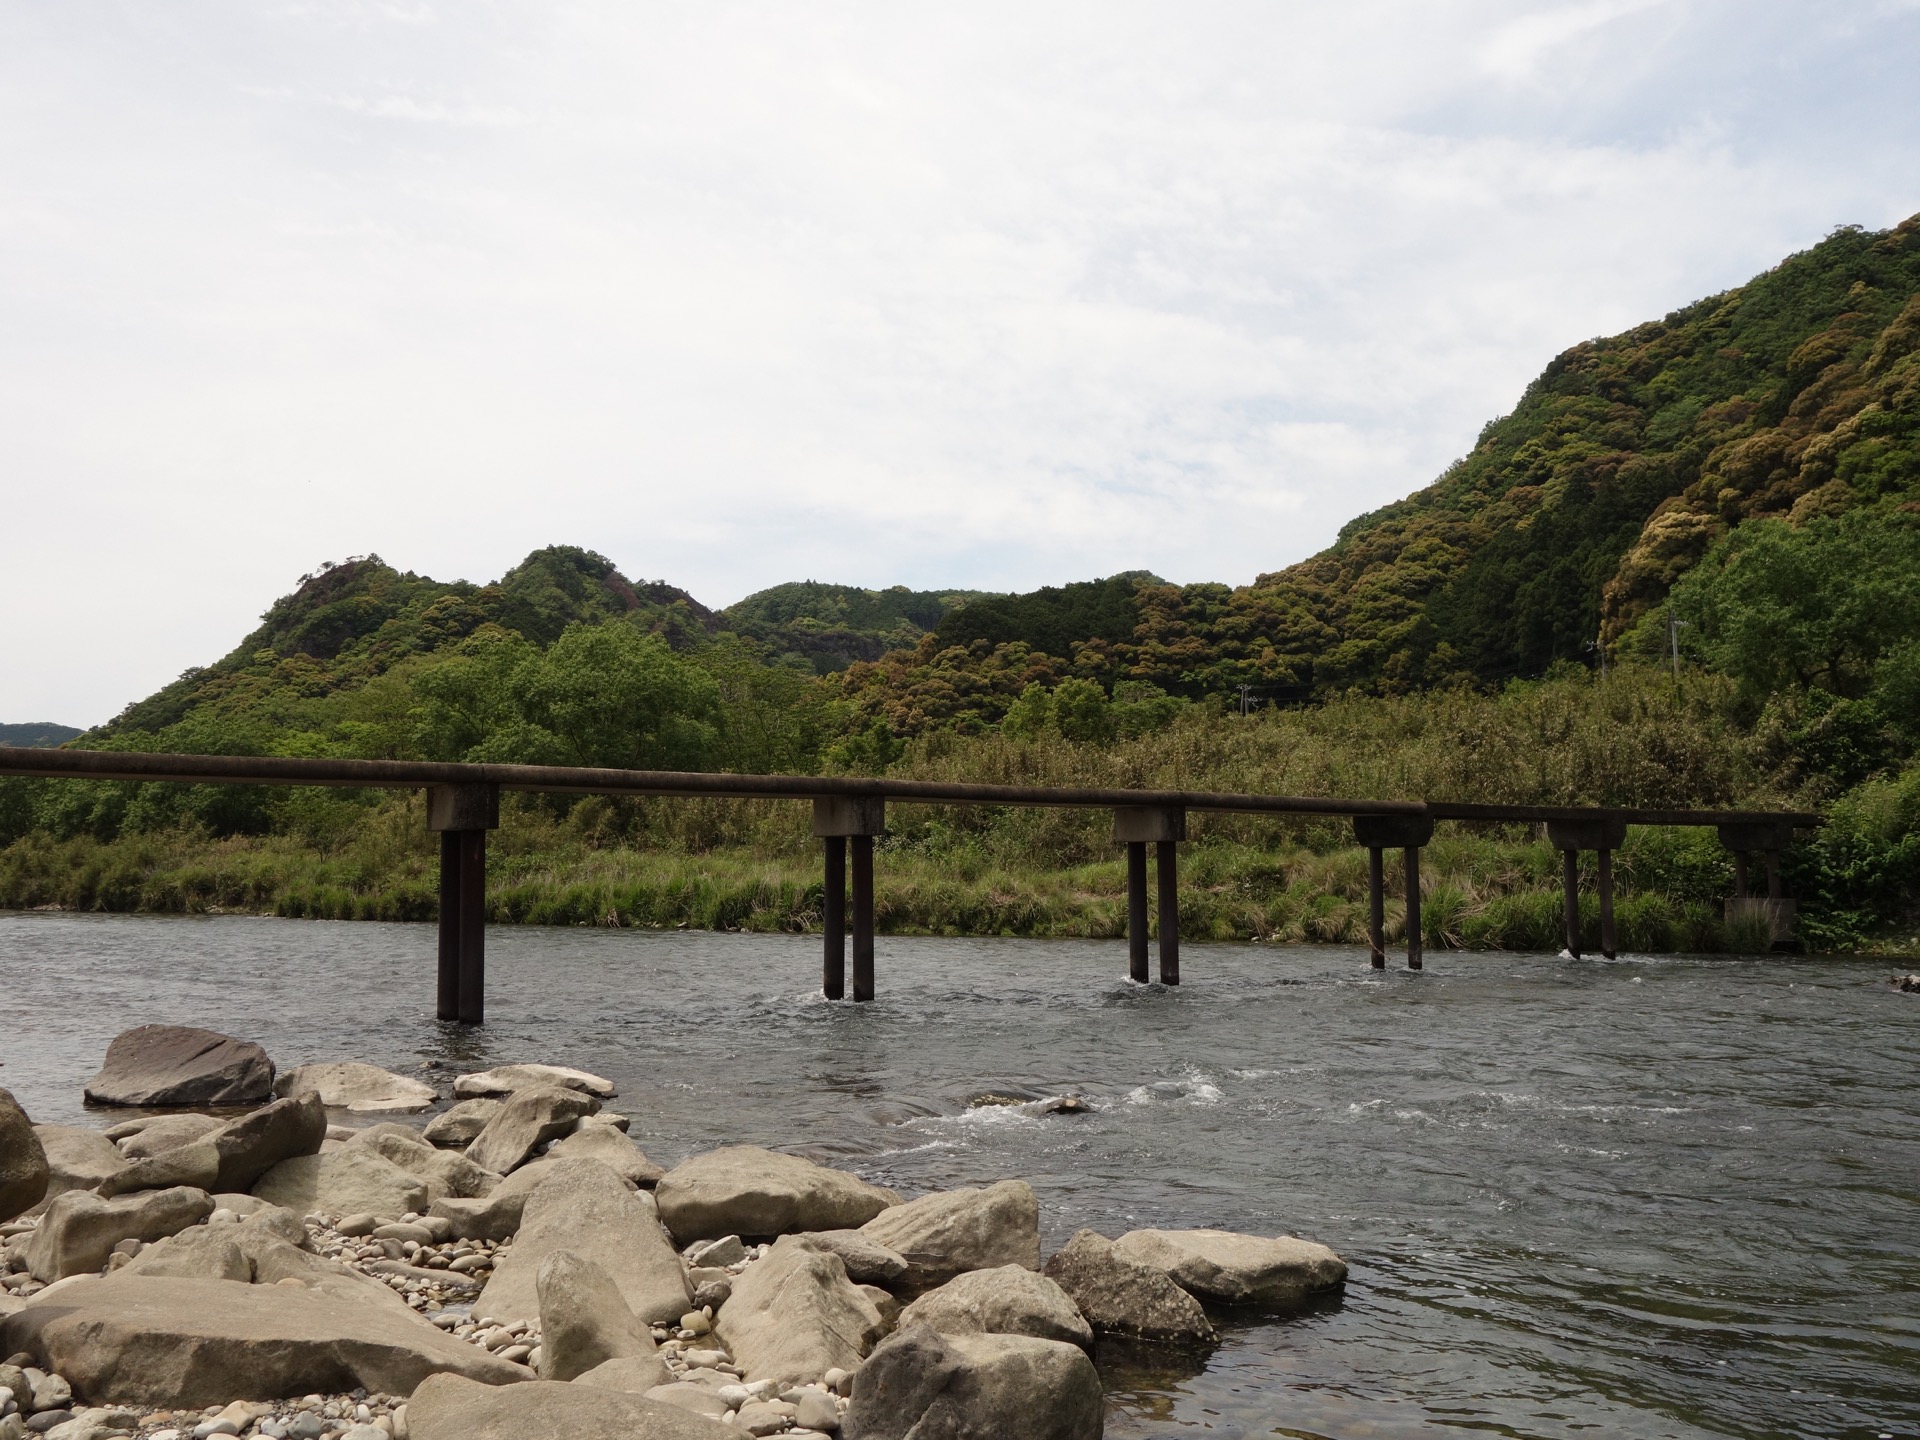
[2,912,1916,1440]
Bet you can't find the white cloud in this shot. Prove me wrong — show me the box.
[0,0,1916,723]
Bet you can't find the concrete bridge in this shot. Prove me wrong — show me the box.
[0,748,1817,1024]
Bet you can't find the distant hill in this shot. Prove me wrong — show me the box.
[720,581,990,673]
[0,723,82,749]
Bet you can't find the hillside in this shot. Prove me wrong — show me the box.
[0,724,82,749]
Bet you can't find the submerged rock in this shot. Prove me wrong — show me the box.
[83,1026,274,1108]
[453,1065,617,1100]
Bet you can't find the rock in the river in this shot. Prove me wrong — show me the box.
[536,1250,669,1385]
[795,1230,909,1288]
[24,1186,215,1282]
[844,1327,1101,1440]
[896,1265,1093,1350]
[474,1161,691,1326]
[453,1065,617,1100]
[0,1275,529,1406]
[421,1099,502,1149]
[714,1235,884,1388]
[1112,1228,1346,1306]
[543,1121,664,1188]
[28,1128,129,1211]
[111,1115,223,1160]
[0,1091,48,1223]
[83,1027,274,1108]
[857,1181,1039,1293]
[407,1374,730,1440]
[250,1149,427,1219]
[464,1086,601,1176]
[274,1064,438,1114]
[654,1147,898,1245]
[346,1128,499,1202]
[1041,1229,1215,1345]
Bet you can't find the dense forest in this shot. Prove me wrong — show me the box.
[5,214,1919,952]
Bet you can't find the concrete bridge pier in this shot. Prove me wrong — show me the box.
[1718,821,1797,949]
[1115,807,1185,984]
[816,797,885,1000]
[429,783,500,1024]
[1544,818,1628,959]
[1352,815,1435,969]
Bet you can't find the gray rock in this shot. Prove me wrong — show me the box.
[408,1374,731,1440]
[685,1235,746,1268]
[536,1250,667,1384]
[464,1087,600,1177]
[452,1065,617,1100]
[715,1236,883,1389]
[896,1265,1092,1350]
[426,1158,586,1242]
[573,1355,675,1394]
[274,1065,437,1115]
[346,1129,499,1202]
[655,1148,898,1245]
[474,1161,691,1326]
[121,1227,251,1283]
[25,1187,215,1282]
[844,1328,1101,1440]
[1112,1227,1346,1306]
[420,1100,501,1150]
[1041,1229,1215,1344]
[0,1274,529,1406]
[0,1094,48,1224]
[793,1390,840,1433]
[543,1124,663,1188]
[83,1027,273,1108]
[208,1093,330,1195]
[97,1141,220,1199]
[112,1115,224,1160]
[251,1150,428,1220]
[796,1231,908,1288]
[26,1129,128,1213]
[641,1384,729,1419]
[856,1181,1039,1294]
[30,1375,70,1411]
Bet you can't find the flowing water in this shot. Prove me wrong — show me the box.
[1,911,1916,1440]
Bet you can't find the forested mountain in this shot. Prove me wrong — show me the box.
[0,724,82,749]
[718,581,987,672]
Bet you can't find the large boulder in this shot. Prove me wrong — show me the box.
[102,1092,329,1200]
[125,1210,413,1315]
[857,1181,1039,1293]
[29,1127,129,1210]
[274,1064,438,1114]
[108,1114,223,1159]
[98,1138,221,1196]
[346,1128,499,1201]
[543,1121,663,1188]
[452,1065,616,1100]
[1041,1229,1215,1344]
[428,1159,576,1242]
[0,1274,529,1406]
[464,1086,600,1176]
[0,1090,48,1222]
[407,1374,729,1440]
[84,1026,273,1107]
[422,1099,502,1149]
[251,1149,428,1219]
[845,1328,1102,1440]
[536,1250,668,1385]
[474,1161,691,1326]
[1112,1228,1346,1306]
[654,1147,897,1244]
[25,1187,215,1282]
[896,1265,1093,1351]
[796,1230,910,1287]
[714,1234,884,1388]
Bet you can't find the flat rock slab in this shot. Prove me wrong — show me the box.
[655,1147,898,1245]
[275,1065,439,1114]
[408,1374,730,1440]
[1113,1228,1347,1306]
[897,1265,1092,1351]
[0,1088,49,1222]
[858,1181,1039,1293]
[1041,1229,1215,1345]
[474,1161,691,1326]
[845,1328,1101,1440]
[251,1150,428,1220]
[453,1065,617,1099]
[0,1274,529,1407]
[84,1027,274,1108]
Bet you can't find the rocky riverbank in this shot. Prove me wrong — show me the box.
[0,1026,1349,1440]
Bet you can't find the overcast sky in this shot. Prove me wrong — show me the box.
[3,1,1917,726]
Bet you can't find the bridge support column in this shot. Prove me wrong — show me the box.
[815,797,885,1000]
[1115,808,1185,984]
[1352,815,1434,970]
[1545,818,1628,961]
[428,783,500,1025]
[1718,821,1798,951]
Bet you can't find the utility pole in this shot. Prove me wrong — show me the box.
[1237,684,1254,717]
[1668,611,1688,684]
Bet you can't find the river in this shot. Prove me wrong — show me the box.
[1,912,1915,1439]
